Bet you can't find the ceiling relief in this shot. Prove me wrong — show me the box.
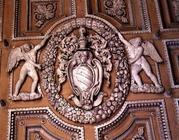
[67,27,104,110]
[4,0,176,139]
[104,0,128,23]
[8,107,84,140]
[7,35,51,101]
[85,0,151,34]
[132,127,145,140]
[34,2,57,28]
[8,16,164,124]
[13,0,76,40]
[95,100,171,140]
[41,17,130,123]
[118,34,164,93]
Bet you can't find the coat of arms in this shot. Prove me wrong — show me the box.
[67,27,103,110]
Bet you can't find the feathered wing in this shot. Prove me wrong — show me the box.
[7,47,24,72]
[142,41,163,63]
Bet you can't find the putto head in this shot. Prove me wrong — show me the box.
[22,44,32,52]
[129,37,142,47]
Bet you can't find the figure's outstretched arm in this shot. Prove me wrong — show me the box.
[28,59,41,69]
[117,33,132,47]
[34,35,51,51]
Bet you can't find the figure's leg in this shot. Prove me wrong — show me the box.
[14,67,27,96]
[142,58,161,87]
[28,68,39,93]
[131,64,143,87]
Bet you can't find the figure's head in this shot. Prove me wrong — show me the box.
[22,44,32,52]
[129,37,142,47]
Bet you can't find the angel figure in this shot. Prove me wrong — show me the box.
[8,35,51,100]
[118,33,164,93]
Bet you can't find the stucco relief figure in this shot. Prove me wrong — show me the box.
[68,27,103,110]
[8,35,51,100]
[118,33,164,93]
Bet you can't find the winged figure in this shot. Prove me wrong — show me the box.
[118,33,163,91]
[7,35,50,99]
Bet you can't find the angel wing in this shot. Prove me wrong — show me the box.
[142,41,163,63]
[7,47,25,72]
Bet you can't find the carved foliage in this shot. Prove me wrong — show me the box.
[132,127,145,140]
[89,34,112,85]
[57,34,78,88]
[34,133,44,140]
[34,2,57,28]
[13,0,76,39]
[104,0,128,23]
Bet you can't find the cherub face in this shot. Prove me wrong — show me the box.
[133,37,142,47]
[23,44,31,52]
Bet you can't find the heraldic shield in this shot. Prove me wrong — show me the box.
[67,27,103,110]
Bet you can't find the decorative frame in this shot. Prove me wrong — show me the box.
[163,39,179,88]
[84,0,151,34]
[154,0,179,32]
[0,0,3,41]
[174,98,179,124]
[26,125,64,140]
[113,119,155,140]
[95,100,171,140]
[12,0,76,40]
[8,107,84,140]
[27,0,60,29]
